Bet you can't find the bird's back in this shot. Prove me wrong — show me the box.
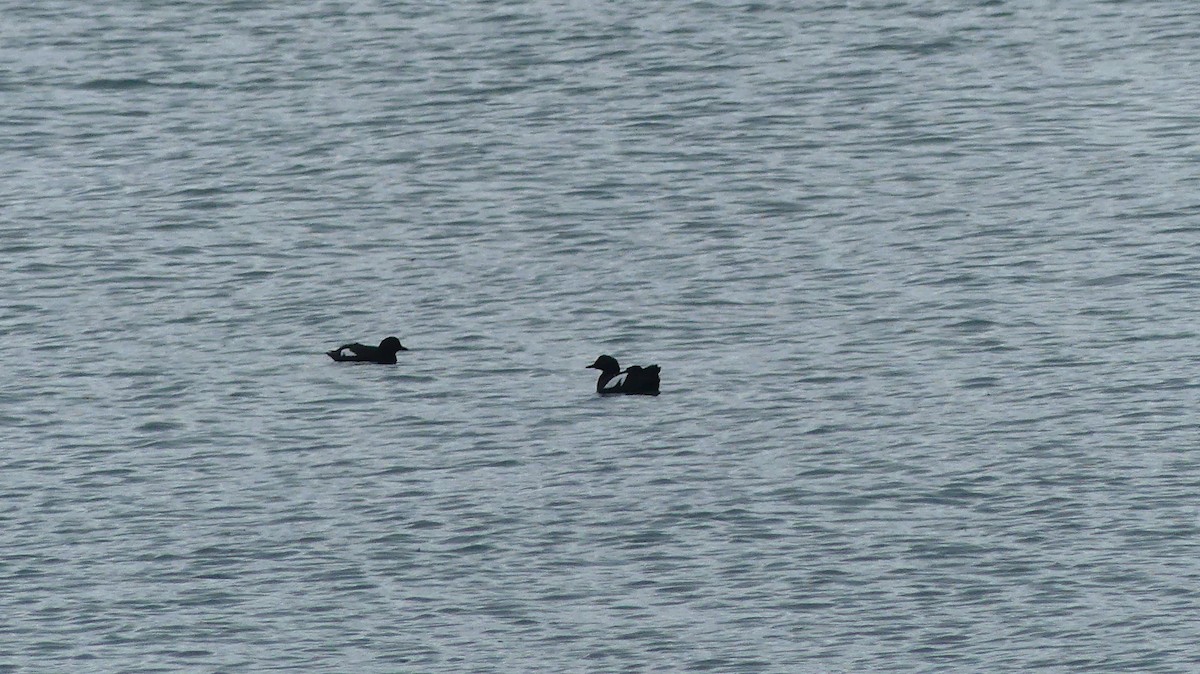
[622,365,660,395]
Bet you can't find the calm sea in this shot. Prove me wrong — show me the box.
[3,1,1200,671]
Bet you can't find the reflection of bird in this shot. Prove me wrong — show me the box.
[326,336,407,364]
[586,355,660,395]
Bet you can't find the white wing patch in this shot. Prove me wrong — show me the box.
[600,372,627,392]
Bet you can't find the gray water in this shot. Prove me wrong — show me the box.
[3,1,1200,671]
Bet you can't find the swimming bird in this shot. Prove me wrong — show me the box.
[586,354,660,395]
[326,336,407,364]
